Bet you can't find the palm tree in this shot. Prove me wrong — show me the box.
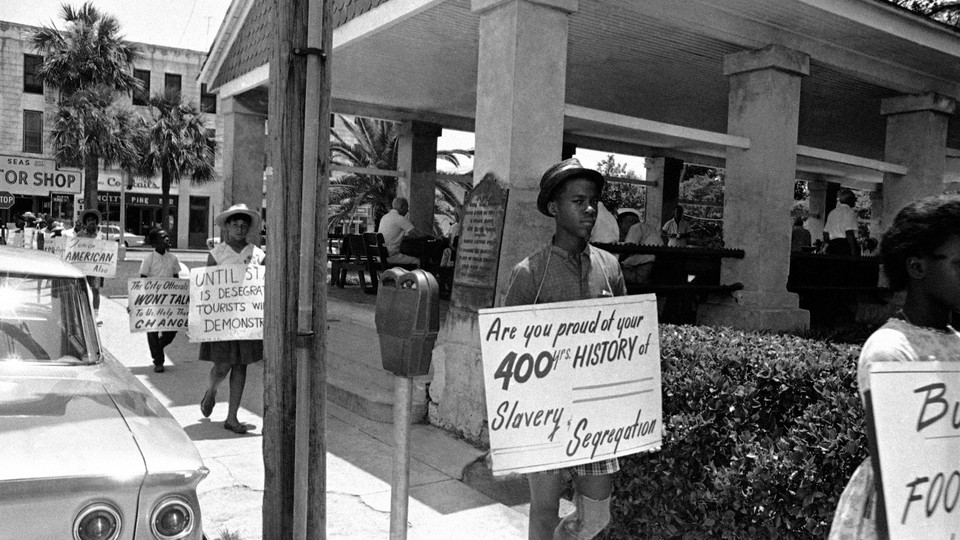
[50,86,143,195]
[138,93,217,239]
[32,2,141,211]
[330,115,472,232]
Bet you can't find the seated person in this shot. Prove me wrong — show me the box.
[589,202,620,243]
[616,208,641,242]
[619,209,663,286]
[791,216,811,252]
[377,197,430,265]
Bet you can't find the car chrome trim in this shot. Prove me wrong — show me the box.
[150,496,195,540]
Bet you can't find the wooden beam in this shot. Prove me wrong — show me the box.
[332,165,407,178]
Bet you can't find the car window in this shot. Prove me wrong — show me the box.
[0,273,94,365]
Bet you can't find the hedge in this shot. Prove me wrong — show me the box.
[603,325,868,539]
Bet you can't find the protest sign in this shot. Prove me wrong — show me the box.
[478,294,661,476]
[869,362,960,538]
[62,236,118,277]
[43,236,65,259]
[188,264,264,342]
[127,278,190,333]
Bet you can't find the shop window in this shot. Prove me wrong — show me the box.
[200,83,217,113]
[164,73,182,101]
[23,110,43,154]
[133,69,151,106]
[24,54,44,94]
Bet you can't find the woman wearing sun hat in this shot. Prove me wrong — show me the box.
[199,203,265,434]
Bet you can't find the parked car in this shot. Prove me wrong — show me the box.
[0,246,207,539]
[98,224,146,247]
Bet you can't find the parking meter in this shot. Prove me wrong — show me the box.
[375,268,440,377]
[374,267,440,540]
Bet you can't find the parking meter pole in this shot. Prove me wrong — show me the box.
[389,376,413,540]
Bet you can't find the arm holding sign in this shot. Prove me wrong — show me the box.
[829,194,960,540]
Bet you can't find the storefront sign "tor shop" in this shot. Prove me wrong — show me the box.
[0,155,83,196]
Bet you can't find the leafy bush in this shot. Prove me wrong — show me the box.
[603,325,867,539]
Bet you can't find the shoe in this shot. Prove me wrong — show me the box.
[154,365,165,373]
[223,421,254,434]
[200,390,216,418]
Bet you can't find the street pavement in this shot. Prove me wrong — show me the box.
[99,249,529,539]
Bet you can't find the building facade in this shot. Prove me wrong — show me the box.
[0,20,223,248]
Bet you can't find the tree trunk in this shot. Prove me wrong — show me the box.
[161,169,171,246]
[84,153,99,217]
[263,0,308,538]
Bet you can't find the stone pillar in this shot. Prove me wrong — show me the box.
[698,45,810,332]
[806,179,827,243]
[879,93,955,231]
[397,121,442,232]
[865,189,881,238]
[429,0,576,442]
[221,93,267,243]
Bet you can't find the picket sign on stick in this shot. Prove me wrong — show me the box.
[62,236,118,277]
[478,294,662,476]
[188,264,265,342]
[868,362,960,539]
[127,278,190,333]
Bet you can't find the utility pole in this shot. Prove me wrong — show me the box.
[263,0,310,538]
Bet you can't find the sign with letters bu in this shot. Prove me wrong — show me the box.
[478,295,662,476]
[62,237,117,277]
[127,278,190,333]
[869,362,960,538]
[188,264,264,342]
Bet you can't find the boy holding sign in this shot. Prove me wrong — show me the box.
[139,228,181,373]
[504,158,626,540]
[829,195,960,539]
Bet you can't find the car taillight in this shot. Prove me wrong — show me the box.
[151,497,195,539]
[74,503,121,540]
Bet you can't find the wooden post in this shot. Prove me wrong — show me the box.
[264,0,309,538]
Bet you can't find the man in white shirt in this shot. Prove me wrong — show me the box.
[377,197,427,265]
[822,189,860,256]
[619,209,663,285]
[661,205,692,247]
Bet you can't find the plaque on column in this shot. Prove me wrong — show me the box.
[451,173,508,310]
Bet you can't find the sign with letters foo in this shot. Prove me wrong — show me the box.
[478,295,662,476]
[188,264,265,342]
[62,236,118,277]
[127,278,190,333]
[869,362,960,538]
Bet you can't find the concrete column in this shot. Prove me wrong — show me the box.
[806,179,827,243]
[429,0,576,441]
[397,121,442,232]
[880,93,955,231]
[868,189,882,239]
[643,157,683,226]
[698,45,810,332]
[221,93,267,243]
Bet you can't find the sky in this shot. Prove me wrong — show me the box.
[0,0,648,177]
[0,0,233,52]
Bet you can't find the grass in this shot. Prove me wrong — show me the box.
[214,529,243,540]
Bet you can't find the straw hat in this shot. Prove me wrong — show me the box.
[617,208,642,220]
[215,203,261,231]
[536,158,605,217]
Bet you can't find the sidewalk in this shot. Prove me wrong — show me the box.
[98,288,529,539]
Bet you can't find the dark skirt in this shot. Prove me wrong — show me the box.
[199,339,263,365]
